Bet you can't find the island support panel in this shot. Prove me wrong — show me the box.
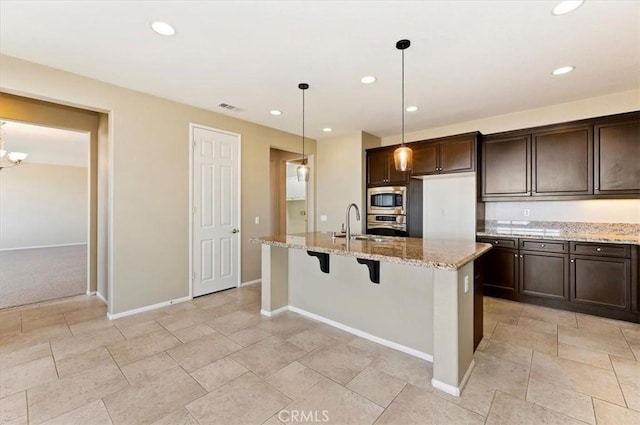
[288,249,434,357]
[260,244,289,316]
[432,263,475,396]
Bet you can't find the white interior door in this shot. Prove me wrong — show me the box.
[192,125,240,297]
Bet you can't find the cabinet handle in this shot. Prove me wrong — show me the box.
[540,244,545,248]
[571,259,575,263]
[494,240,499,244]
[520,255,523,258]
[596,247,602,252]
[514,254,518,258]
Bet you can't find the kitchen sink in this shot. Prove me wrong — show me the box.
[331,233,389,242]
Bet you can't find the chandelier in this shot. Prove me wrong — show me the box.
[0,122,28,170]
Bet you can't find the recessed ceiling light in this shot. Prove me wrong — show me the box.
[406,106,419,112]
[552,0,584,16]
[361,76,377,84]
[151,21,176,36]
[552,66,575,75]
[270,110,282,116]
[323,128,332,132]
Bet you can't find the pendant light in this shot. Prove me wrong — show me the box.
[296,83,310,182]
[393,39,413,172]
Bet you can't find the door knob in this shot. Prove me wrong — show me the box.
[231,228,240,234]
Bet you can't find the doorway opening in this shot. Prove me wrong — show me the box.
[285,160,307,234]
[269,148,315,236]
[0,120,90,308]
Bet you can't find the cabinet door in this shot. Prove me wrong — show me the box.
[367,149,390,186]
[387,152,409,185]
[440,136,475,173]
[571,255,631,310]
[481,135,530,197]
[532,126,593,196]
[411,141,439,175]
[483,248,518,291]
[594,119,640,195]
[520,251,569,300]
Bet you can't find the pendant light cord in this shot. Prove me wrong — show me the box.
[302,87,305,162]
[401,47,405,146]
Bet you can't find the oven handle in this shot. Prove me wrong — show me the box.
[367,222,406,230]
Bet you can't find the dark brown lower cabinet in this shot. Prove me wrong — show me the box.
[570,255,630,309]
[520,251,569,300]
[479,237,639,323]
[482,248,518,292]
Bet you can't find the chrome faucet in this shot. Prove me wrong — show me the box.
[345,203,361,241]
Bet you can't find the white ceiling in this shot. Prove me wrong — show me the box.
[0,1,638,141]
[1,120,89,167]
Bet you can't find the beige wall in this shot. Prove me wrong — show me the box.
[316,131,381,233]
[0,163,88,249]
[286,200,306,234]
[0,55,316,314]
[381,89,640,225]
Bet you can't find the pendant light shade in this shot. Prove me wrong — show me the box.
[393,39,413,172]
[297,83,310,182]
[393,145,412,171]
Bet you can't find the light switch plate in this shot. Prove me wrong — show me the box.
[320,215,327,222]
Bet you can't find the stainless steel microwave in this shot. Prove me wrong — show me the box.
[367,186,406,215]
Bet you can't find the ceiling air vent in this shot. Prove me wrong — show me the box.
[217,103,244,113]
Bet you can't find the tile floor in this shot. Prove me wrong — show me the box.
[1,285,639,425]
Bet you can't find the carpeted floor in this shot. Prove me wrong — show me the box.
[0,244,87,309]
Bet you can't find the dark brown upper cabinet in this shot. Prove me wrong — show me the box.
[480,111,639,201]
[481,134,531,198]
[594,114,640,196]
[532,125,593,196]
[411,132,478,176]
[366,146,408,186]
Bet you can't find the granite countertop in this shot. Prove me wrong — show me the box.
[250,232,492,271]
[477,220,640,245]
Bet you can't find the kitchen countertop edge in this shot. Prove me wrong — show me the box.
[250,233,492,271]
[477,230,640,245]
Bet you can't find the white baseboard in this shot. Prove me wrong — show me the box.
[86,291,96,296]
[431,359,475,397]
[95,292,108,305]
[0,242,88,252]
[288,305,433,362]
[240,279,261,287]
[260,305,288,317]
[107,295,192,320]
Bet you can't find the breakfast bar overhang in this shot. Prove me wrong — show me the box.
[250,232,491,397]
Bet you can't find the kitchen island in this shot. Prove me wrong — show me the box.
[250,232,491,396]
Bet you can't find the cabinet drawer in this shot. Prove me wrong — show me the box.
[477,237,518,249]
[520,239,568,253]
[570,242,630,258]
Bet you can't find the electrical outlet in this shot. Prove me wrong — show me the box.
[320,215,327,222]
[254,216,260,224]
[464,275,469,293]
[524,209,530,217]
